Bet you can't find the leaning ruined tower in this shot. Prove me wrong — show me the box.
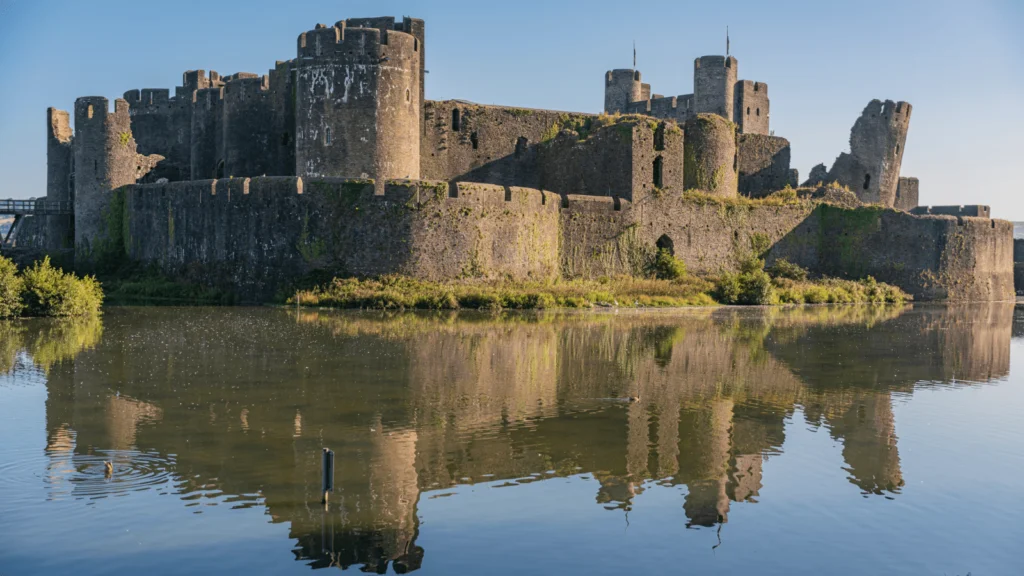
[294,18,423,187]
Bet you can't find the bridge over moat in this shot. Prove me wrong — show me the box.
[0,199,73,248]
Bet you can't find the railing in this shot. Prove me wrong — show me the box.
[0,199,73,215]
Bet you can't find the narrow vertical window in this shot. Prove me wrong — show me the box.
[471,132,479,150]
[87,105,94,119]
[653,156,664,188]
[325,127,332,146]
[863,173,871,190]
[451,108,460,131]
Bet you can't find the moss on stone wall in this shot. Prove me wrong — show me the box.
[817,204,887,277]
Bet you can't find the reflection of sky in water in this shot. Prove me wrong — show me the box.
[0,306,1022,575]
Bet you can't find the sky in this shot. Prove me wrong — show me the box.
[0,0,1021,216]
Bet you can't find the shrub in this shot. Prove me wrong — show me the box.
[767,258,809,281]
[652,248,686,280]
[713,273,742,304]
[739,256,765,275]
[802,285,829,304]
[714,269,777,305]
[0,256,24,319]
[20,257,103,317]
[737,269,777,305]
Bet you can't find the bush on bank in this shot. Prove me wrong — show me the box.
[290,268,909,311]
[0,256,103,319]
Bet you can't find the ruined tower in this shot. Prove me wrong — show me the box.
[46,108,75,250]
[604,69,644,114]
[684,114,738,198]
[73,97,161,262]
[294,18,423,186]
[693,56,737,120]
[825,100,912,206]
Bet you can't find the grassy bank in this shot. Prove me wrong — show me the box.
[289,261,908,311]
[0,256,103,319]
[98,263,234,305]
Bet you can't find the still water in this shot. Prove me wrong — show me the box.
[1,305,1022,575]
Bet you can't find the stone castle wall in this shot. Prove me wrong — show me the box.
[737,134,794,197]
[121,178,561,299]
[771,206,1014,301]
[420,101,595,188]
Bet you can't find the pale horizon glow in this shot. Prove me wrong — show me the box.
[0,0,1021,216]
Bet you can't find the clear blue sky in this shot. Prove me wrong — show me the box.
[1,0,1021,215]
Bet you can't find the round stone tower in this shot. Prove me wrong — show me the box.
[604,69,643,114]
[72,97,142,262]
[294,19,421,188]
[684,113,738,198]
[693,56,737,120]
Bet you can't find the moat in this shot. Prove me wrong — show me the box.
[1,305,1021,575]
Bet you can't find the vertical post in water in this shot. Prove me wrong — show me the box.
[321,447,334,505]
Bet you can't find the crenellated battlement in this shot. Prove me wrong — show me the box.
[297,21,419,61]
[223,75,269,98]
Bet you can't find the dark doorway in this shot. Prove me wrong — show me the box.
[656,234,674,256]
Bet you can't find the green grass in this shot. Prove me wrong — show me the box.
[290,275,717,310]
[289,270,910,311]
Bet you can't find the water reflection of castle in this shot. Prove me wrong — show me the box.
[29,304,1012,573]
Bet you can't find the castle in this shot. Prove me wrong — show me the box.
[9,16,1013,302]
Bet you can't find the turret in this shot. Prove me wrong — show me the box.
[693,56,737,120]
[222,74,273,178]
[604,69,643,114]
[684,114,738,198]
[46,108,74,250]
[294,18,422,189]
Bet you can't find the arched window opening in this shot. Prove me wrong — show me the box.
[215,160,224,179]
[325,127,332,146]
[653,156,664,188]
[451,108,460,131]
[654,123,665,151]
[471,132,479,150]
[863,173,871,190]
[895,144,900,155]
[747,107,751,116]
[514,136,528,159]
[405,88,411,103]
[87,105,94,119]
[656,234,674,256]
[756,108,760,116]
